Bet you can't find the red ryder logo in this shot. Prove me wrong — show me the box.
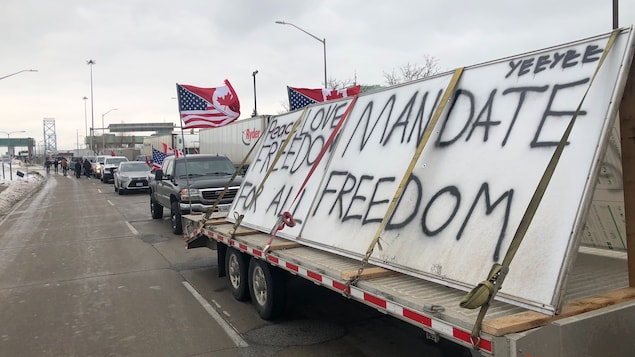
[242,128,261,145]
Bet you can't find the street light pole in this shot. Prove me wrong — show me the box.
[252,70,258,117]
[275,21,327,88]
[613,0,619,29]
[0,69,38,81]
[83,96,88,146]
[87,60,96,154]
[101,108,118,153]
[0,130,26,180]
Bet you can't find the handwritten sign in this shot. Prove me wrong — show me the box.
[229,29,633,314]
[229,99,357,237]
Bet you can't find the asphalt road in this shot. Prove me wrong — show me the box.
[0,172,470,356]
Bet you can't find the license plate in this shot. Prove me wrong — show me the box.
[218,204,230,212]
[136,182,143,186]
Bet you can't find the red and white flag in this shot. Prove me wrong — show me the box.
[162,143,184,158]
[287,85,361,111]
[177,80,240,129]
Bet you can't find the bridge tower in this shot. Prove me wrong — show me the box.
[43,118,57,154]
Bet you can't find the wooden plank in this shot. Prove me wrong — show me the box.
[483,287,635,336]
[231,227,260,237]
[340,267,398,281]
[203,218,227,226]
[620,58,635,287]
[268,241,302,250]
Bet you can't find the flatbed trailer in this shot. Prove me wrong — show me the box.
[182,214,635,356]
[182,27,635,356]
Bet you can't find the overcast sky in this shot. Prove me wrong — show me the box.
[1,0,633,151]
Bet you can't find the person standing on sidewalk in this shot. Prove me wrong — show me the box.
[83,158,92,177]
[61,157,68,176]
[75,159,82,178]
[53,159,59,173]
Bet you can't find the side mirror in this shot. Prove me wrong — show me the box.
[155,169,164,181]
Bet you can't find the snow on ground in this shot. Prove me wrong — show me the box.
[0,160,46,216]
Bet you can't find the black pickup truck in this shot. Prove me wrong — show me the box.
[149,154,242,234]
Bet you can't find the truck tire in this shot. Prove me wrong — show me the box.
[171,200,183,234]
[248,258,286,320]
[226,248,250,301]
[150,195,163,219]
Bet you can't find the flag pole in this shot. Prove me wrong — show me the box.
[176,83,194,216]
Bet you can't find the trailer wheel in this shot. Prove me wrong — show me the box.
[170,200,183,234]
[248,258,286,320]
[150,195,163,219]
[226,248,250,301]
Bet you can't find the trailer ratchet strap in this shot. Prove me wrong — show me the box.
[263,96,359,253]
[460,28,620,345]
[197,127,265,230]
[345,67,465,291]
[228,108,307,239]
[244,109,306,213]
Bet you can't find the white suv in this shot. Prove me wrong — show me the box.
[92,155,106,179]
[101,156,129,183]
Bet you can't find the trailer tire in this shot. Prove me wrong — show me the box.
[248,258,286,320]
[150,195,163,219]
[226,248,250,301]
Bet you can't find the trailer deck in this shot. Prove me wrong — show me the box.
[183,214,635,355]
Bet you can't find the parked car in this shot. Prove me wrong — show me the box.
[92,155,106,179]
[101,156,129,183]
[69,157,83,171]
[113,161,152,195]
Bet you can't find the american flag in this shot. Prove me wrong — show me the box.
[287,85,361,111]
[152,148,169,170]
[177,80,241,129]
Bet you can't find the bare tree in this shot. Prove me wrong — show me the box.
[326,77,357,89]
[383,54,441,85]
[278,100,290,114]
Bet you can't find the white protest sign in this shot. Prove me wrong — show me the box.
[229,98,357,237]
[301,29,633,313]
[229,28,633,314]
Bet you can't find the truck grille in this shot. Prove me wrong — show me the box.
[201,186,239,204]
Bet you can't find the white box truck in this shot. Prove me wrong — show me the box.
[198,116,269,171]
[142,133,199,157]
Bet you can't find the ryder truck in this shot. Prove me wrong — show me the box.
[182,27,635,356]
[198,116,269,173]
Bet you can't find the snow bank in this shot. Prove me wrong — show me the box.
[0,163,46,216]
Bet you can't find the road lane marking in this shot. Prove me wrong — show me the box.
[182,281,248,348]
[125,222,138,235]
[107,200,114,206]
